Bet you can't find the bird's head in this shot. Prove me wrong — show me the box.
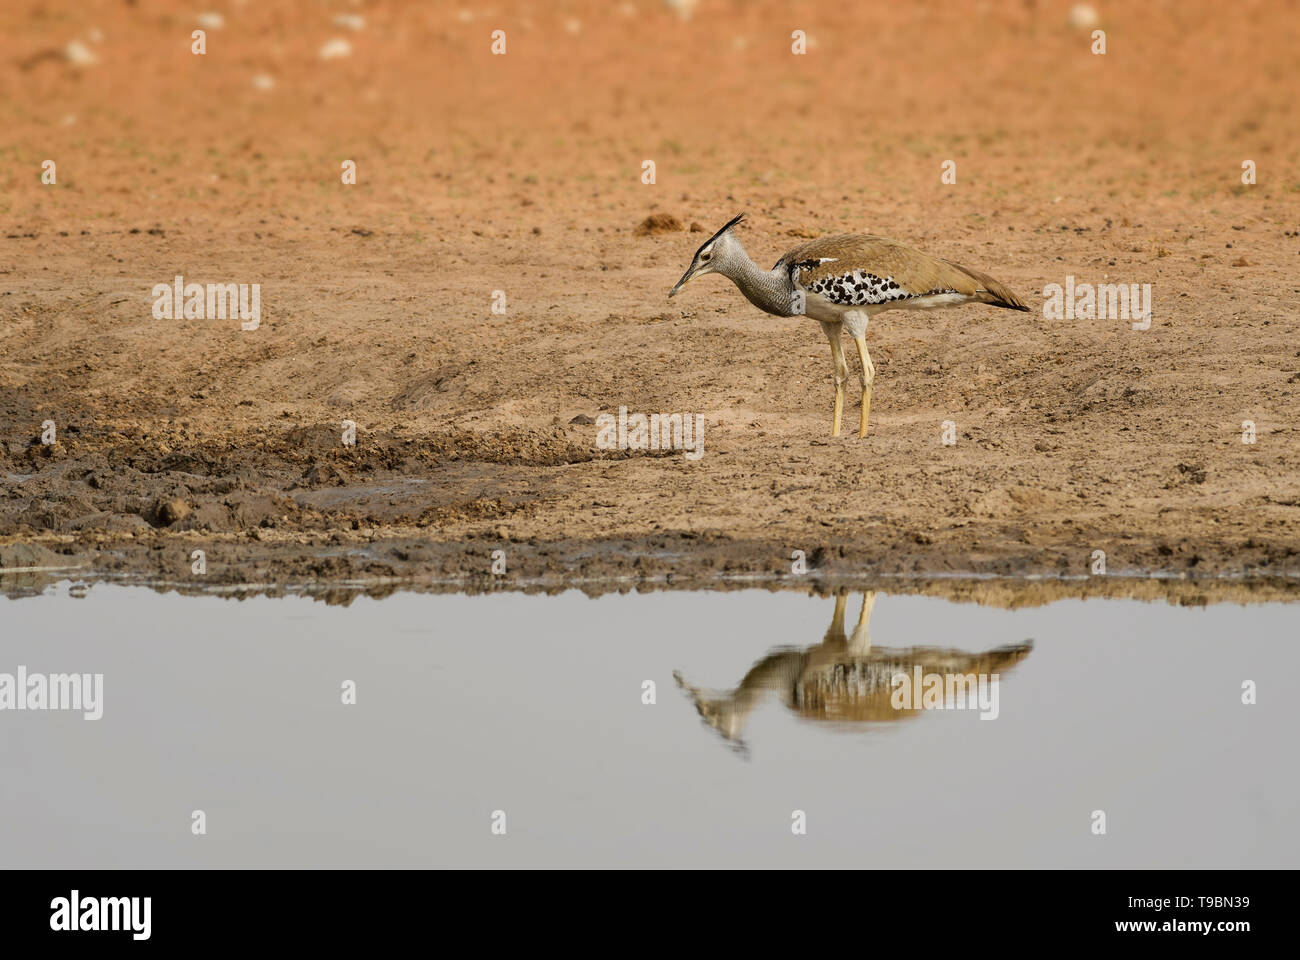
[672,669,751,757]
[668,212,746,298]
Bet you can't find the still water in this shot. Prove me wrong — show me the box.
[1,582,1296,868]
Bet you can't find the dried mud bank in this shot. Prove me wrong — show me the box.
[3,422,1300,603]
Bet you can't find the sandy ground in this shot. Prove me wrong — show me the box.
[2,0,1300,591]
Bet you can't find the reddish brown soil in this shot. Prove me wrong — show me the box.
[2,0,1300,591]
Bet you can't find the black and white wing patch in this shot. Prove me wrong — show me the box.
[792,261,943,307]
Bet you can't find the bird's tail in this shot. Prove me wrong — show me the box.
[948,261,1031,312]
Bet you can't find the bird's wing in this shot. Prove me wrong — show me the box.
[777,234,1028,310]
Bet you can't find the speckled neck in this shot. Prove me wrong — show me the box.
[719,241,796,317]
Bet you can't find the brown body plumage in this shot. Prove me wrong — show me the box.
[777,233,1030,313]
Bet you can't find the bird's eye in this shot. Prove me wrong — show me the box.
[700,252,711,261]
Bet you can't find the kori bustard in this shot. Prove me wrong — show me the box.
[669,214,1029,438]
[673,591,1034,754]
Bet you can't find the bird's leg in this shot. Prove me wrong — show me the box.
[853,334,875,438]
[818,321,847,438]
[826,589,849,644]
[847,591,875,655]
[842,310,874,438]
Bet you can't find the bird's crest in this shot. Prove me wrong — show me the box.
[693,212,745,258]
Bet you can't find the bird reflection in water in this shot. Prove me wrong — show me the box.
[673,590,1033,756]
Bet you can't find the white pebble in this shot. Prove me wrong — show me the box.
[64,41,99,66]
[319,38,353,60]
[1068,4,1100,30]
[664,0,699,21]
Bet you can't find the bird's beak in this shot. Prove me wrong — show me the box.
[668,261,700,299]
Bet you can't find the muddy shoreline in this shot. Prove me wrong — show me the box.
[4,421,1300,604]
[5,526,1299,607]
